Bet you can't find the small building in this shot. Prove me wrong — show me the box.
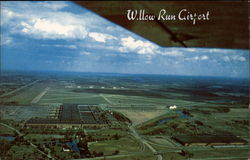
[63,148,70,152]
[169,105,177,110]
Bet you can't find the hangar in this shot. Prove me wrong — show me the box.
[172,135,248,146]
[26,104,108,128]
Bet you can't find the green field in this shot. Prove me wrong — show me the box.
[89,137,141,155]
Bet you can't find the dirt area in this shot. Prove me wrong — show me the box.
[118,110,166,125]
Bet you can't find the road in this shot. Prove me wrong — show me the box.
[31,87,50,104]
[72,152,149,160]
[0,122,23,136]
[99,97,163,160]
[0,80,40,98]
[128,125,163,160]
[0,122,56,160]
[190,156,249,160]
[100,94,113,105]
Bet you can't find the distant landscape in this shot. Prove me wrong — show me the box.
[0,71,249,160]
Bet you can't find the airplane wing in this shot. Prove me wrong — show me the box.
[75,1,248,49]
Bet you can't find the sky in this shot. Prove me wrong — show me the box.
[0,1,249,78]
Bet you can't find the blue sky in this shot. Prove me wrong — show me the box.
[0,1,249,78]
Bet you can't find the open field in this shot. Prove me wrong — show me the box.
[0,81,52,105]
[38,87,107,104]
[116,109,167,125]
[89,137,142,155]
[31,87,50,104]
[0,106,58,121]
[0,125,15,135]
[7,145,45,160]
[24,134,64,141]
[190,147,250,159]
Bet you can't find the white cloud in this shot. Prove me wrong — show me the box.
[88,32,117,43]
[1,7,20,25]
[64,45,77,49]
[208,48,229,53]
[80,51,91,55]
[185,48,196,52]
[1,2,92,40]
[19,17,88,39]
[159,50,183,57]
[200,55,209,60]
[145,60,152,64]
[208,48,237,54]
[185,55,209,61]
[222,56,230,62]
[36,2,68,11]
[119,36,158,54]
[0,34,12,45]
[232,55,246,61]
[222,55,246,62]
[41,44,77,49]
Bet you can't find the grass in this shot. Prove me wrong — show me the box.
[89,137,141,156]
[191,147,250,159]
[51,145,76,160]
[1,82,50,105]
[144,136,179,149]
[39,88,107,104]
[117,109,167,125]
[39,96,107,104]
[85,128,128,136]
[8,145,44,160]
[0,125,15,135]
[25,134,64,141]
[2,106,56,121]
[102,152,156,160]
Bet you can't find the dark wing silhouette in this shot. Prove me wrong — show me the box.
[76,1,248,49]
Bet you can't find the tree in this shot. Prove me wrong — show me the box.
[112,134,119,140]
[112,150,119,155]
[99,152,104,156]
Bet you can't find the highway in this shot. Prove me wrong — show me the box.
[128,124,163,160]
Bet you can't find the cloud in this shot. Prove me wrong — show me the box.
[200,55,209,60]
[222,55,246,62]
[185,55,209,61]
[1,7,20,26]
[1,2,91,40]
[119,36,158,54]
[41,44,77,49]
[19,18,88,39]
[0,34,12,45]
[185,48,196,52]
[159,50,184,57]
[222,56,230,62]
[88,32,117,43]
[145,60,152,64]
[80,51,91,55]
[208,48,229,53]
[35,1,68,11]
